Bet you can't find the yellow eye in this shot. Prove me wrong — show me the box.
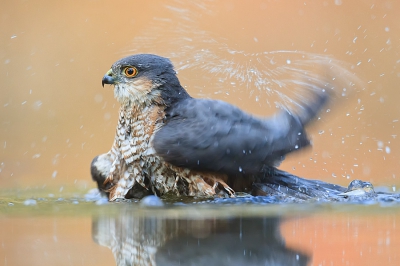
[123,67,138,77]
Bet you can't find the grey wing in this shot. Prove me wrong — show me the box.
[153,95,326,175]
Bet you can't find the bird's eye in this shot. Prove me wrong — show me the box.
[123,67,138,78]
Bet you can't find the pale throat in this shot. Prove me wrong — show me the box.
[113,78,161,111]
[115,86,164,141]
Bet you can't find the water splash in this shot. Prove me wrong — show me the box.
[124,0,363,113]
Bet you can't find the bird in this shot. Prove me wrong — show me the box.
[91,54,329,201]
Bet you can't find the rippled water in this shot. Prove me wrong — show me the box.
[2,192,400,266]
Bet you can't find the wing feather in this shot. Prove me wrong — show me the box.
[153,97,318,175]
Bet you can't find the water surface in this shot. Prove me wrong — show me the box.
[1,195,400,265]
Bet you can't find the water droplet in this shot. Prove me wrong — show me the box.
[96,198,109,205]
[94,94,103,103]
[377,141,384,149]
[24,199,37,206]
[104,112,111,120]
[33,100,42,110]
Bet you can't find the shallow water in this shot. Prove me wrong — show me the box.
[2,193,400,266]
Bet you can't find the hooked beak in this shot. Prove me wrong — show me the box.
[102,69,115,87]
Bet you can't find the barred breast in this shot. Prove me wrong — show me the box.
[105,105,234,201]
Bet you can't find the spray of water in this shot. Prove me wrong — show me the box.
[123,1,364,115]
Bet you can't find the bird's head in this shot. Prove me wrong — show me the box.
[102,54,190,108]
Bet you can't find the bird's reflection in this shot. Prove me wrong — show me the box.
[92,210,309,266]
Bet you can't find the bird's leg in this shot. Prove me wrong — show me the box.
[107,163,149,201]
[102,150,127,200]
[183,175,216,197]
[103,155,122,186]
[217,180,236,197]
[202,175,235,197]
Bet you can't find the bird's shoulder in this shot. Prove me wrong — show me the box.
[164,97,257,125]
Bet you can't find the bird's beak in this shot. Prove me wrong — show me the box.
[102,69,115,87]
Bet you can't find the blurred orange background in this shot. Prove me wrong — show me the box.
[1,0,399,192]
